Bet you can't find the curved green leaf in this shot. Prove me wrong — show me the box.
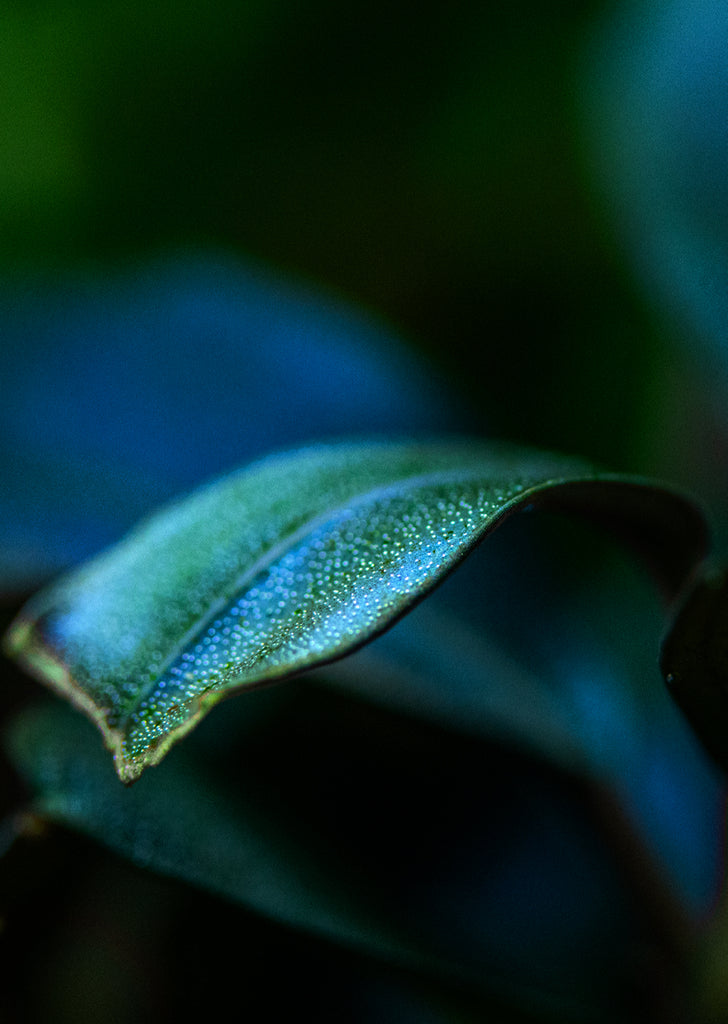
[4,439,707,782]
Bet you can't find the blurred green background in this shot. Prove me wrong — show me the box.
[0,0,677,472]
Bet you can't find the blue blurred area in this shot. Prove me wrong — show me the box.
[556,646,723,914]
[0,252,462,590]
[586,0,728,377]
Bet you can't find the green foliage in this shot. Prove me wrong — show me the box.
[4,439,706,783]
[5,0,728,1019]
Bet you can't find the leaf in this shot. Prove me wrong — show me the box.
[661,566,728,774]
[3,699,662,1024]
[4,438,707,782]
[2,701,433,969]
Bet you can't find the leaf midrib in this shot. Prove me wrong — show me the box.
[117,465,569,734]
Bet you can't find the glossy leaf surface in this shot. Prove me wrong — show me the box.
[5,439,707,782]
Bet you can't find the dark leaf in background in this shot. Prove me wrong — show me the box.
[0,253,460,592]
[3,693,671,1024]
[662,567,728,774]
